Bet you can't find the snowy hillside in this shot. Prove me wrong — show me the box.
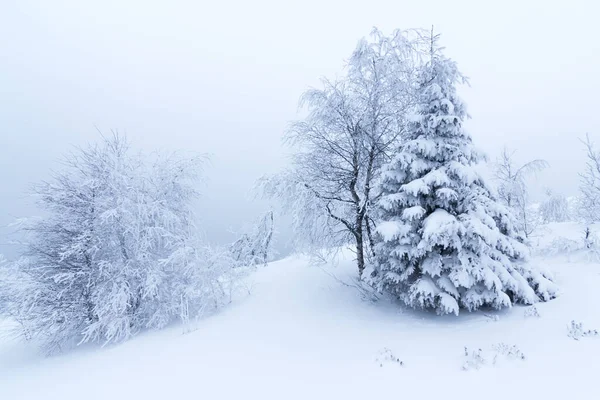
[1,223,600,399]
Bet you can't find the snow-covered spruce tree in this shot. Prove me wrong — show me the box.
[6,134,234,353]
[369,41,558,315]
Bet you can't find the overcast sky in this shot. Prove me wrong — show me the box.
[1,0,599,257]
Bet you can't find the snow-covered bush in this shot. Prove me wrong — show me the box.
[524,305,540,318]
[491,343,526,361]
[462,344,525,371]
[230,211,275,267]
[543,237,582,256]
[462,347,485,371]
[375,347,404,368]
[483,314,500,322]
[369,38,558,315]
[1,134,238,354]
[567,320,598,340]
[539,190,570,223]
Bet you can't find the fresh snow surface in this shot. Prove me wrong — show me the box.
[2,223,600,399]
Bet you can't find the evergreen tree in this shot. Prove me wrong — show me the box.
[369,40,558,315]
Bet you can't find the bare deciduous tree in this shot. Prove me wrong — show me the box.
[261,28,428,277]
[578,134,600,224]
[494,148,548,237]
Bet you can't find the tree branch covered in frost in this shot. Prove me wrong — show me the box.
[260,28,430,277]
[494,148,548,238]
[0,134,241,354]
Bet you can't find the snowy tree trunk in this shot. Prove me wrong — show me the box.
[355,222,365,277]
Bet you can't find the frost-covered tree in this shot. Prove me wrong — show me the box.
[230,211,275,266]
[3,134,236,353]
[369,39,557,315]
[261,28,428,277]
[539,189,570,223]
[493,148,548,237]
[578,134,600,224]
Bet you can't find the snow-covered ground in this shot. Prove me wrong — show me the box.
[1,222,599,399]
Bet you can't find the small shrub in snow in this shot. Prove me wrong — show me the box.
[536,228,600,261]
[375,347,404,368]
[483,314,500,322]
[543,237,582,256]
[524,306,540,318]
[491,343,526,361]
[370,39,558,315]
[567,320,599,340]
[462,343,526,371]
[462,347,485,371]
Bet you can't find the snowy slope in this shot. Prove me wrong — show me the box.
[1,226,600,399]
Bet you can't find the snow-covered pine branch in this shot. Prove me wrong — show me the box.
[369,36,558,315]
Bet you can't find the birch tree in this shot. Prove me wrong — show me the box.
[261,28,428,277]
[578,134,600,224]
[494,148,548,237]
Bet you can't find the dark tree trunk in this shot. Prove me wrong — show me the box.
[355,218,365,278]
[365,216,376,259]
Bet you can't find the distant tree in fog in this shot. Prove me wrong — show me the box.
[539,189,570,223]
[493,148,548,237]
[230,210,275,266]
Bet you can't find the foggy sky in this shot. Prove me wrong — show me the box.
[1,0,599,257]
